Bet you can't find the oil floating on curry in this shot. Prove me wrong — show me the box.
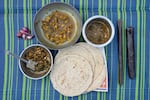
[85,19,111,44]
[41,10,75,45]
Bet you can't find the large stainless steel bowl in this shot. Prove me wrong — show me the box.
[34,2,82,50]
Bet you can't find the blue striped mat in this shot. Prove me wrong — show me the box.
[0,0,150,100]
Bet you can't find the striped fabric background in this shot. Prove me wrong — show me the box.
[0,0,150,100]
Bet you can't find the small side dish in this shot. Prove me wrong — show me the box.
[24,46,51,72]
[82,15,115,48]
[19,44,53,80]
[85,19,111,44]
[41,10,75,45]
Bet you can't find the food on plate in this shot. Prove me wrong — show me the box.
[50,42,106,96]
[55,44,95,71]
[85,19,111,44]
[75,43,105,91]
[51,55,93,96]
[24,46,51,72]
[41,10,75,45]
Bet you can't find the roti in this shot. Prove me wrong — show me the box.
[50,42,107,96]
[87,66,106,91]
[50,55,93,96]
[75,42,105,91]
[55,45,95,71]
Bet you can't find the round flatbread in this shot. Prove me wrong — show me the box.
[55,45,95,71]
[75,42,105,91]
[50,55,93,96]
[87,66,106,91]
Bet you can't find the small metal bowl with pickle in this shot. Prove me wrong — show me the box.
[82,15,115,48]
[34,2,82,49]
[19,44,53,80]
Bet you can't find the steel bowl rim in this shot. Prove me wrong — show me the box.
[19,44,53,80]
[33,2,82,50]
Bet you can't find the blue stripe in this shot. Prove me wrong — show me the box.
[0,0,150,100]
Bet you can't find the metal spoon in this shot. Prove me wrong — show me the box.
[5,50,38,71]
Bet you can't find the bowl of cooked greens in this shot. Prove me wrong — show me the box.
[19,44,53,80]
[34,2,82,49]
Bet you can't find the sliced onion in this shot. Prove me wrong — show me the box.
[22,27,30,33]
[26,35,33,39]
[17,32,22,38]
[22,34,26,39]
[17,27,34,40]
[20,30,29,35]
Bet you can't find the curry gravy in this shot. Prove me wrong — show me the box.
[85,19,111,44]
[42,10,75,45]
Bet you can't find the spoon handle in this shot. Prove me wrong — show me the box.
[5,50,28,63]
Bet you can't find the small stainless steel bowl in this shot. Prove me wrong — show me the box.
[82,15,115,48]
[19,44,53,80]
[34,2,82,50]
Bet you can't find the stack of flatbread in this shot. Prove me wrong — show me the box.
[50,42,106,96]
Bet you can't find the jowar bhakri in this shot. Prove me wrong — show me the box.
[50,42,106,96]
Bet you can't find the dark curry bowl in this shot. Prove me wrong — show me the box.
[34,2,82,50]
[19,44,53,80]
[82,15,115,48]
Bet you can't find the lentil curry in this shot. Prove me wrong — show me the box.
[41,10,75,45]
